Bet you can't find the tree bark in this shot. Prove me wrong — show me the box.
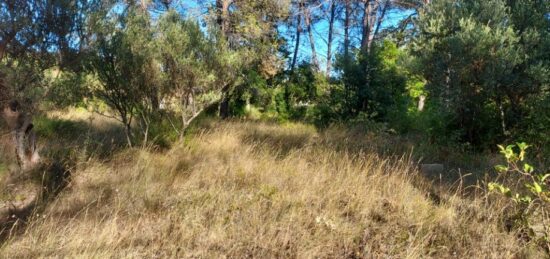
[121,115,133,148]
[325,0,336,76]
[418,95,426,111]
[304,5,319,70]
[216,0,232,118]
[343,0,351,60]
[216,0,231,36]
[0,45,4,61]
[497,96,507,135]
[361,0,378,53]
[2,101,40,172]
[343,0,352,114]
[290,1,303,72]
[219,83,231,119]
[370,0,389,53]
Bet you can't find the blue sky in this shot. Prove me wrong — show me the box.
[279,7,415,72]
[158,1,415,71]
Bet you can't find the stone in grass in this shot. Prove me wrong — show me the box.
[419,164,445,175]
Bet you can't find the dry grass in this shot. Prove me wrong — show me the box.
[0,120,546,258]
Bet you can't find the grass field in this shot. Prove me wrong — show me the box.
[0,112,546,258]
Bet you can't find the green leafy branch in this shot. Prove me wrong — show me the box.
[488,142,550,248]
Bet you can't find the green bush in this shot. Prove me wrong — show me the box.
[488,143,550,248]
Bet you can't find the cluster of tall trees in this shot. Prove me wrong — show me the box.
[414,0,550,147]
[0,0,549,151]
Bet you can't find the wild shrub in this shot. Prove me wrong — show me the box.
[488,143,550,249]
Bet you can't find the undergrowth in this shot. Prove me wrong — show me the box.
[0,115,547,257]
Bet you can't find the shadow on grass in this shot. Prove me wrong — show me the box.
[0,161,71,242]
[34,115,127,160]
[237,121,495,192]
[0,114,126,243]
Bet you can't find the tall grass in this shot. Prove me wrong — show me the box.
[0,120,545,257]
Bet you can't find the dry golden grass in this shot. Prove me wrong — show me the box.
[0,120,545,258]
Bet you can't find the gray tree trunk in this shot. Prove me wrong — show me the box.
[418,95,426,111]
[2,101,40,172]
[304,6,319,70]
[325,0,336,76]
[343,0,351,60]
[291,1,303,72]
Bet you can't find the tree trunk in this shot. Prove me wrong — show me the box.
[216,0,231,36]
[139,111,150,148]
[370,0,389,53]
[325,0,336,76]
[216,0,232,48]
[361,0,378,53]
[497,96,507,136]
[361,0,370,52]
[290,2,303,72]
[343,0,352,114]
[2,101,40,172]
[216,0,232,119]
[0,42,6,62]
[418,95,426,111]
[122,116,133,148]
[444,62,451,109]
[180,111,187,139]
[180,91,197,138]
[343,0,351,60]
[304,6,319,70]
[219,83,231,119]
[140,0,148,10]
[190,91,196,116]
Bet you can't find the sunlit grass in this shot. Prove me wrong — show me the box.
[0,120,545,257]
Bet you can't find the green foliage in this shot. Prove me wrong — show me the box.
[287,64,324,105]
[157,9,221,137]
[34,116,85,140]
[413,0,550,147]
[519,96,550,159]
[488,142,550,245]
[284,64,329,120]
[0,0,101,105]
[80,6,226,147]
[228,64,330,123]
[44,69,88,108]
[324,40,410,128]
[84,7,161,146]
[2,0,549,157]
[0,60,46,111]
[310,82,347,128]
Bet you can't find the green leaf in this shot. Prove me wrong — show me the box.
[505,190,512,197]
[516,143,529,161]
[512,193,520,202]
[540,174,550,182]
[533,182,542,194]
[502,145,516,160]
[495,165,508,173]
[523,163,534,174]
[516,142,529,151]
[488,182,511,196]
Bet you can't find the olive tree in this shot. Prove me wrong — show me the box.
[157,10,218,137]
[85,6,161,147]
